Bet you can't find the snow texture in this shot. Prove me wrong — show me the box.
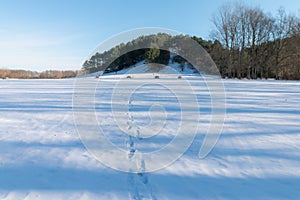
[0,74,300,199]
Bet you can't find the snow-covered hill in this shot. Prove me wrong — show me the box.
[84,56,199,78]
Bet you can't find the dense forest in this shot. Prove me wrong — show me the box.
[83,3,300,80]
[82,34,177,74]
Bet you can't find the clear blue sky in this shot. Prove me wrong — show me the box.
[0,0,299,71]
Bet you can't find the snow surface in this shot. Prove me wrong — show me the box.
[82,59,198,78]
[0,76,300,199]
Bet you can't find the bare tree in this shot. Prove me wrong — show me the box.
[210,2,299,80]
[211,2,241,78]
[271,7,288,79]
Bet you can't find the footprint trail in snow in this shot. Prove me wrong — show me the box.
[126,100,157,200]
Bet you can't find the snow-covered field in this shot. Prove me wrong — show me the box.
[0,76,300,200]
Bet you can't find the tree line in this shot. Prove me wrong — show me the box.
[83,2,299,80]
[82,33,219,75]
[209,2,300,79]
[0,69,79,79]
[82,33,172,73]
[2,2,298,80]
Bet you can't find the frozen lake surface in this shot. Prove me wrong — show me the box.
[0,76,300,199]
